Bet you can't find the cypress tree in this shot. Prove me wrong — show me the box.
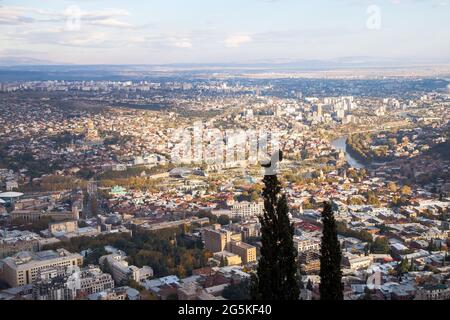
[306,279,313,291]
[319,201,344,300]
[252,151,299,300]
[396,257,410,280]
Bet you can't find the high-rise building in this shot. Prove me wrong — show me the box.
[203,224,231,253]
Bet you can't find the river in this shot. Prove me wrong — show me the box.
[331,137,366,169]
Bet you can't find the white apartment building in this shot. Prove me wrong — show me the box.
[99,253,153,285]
[293,236,321,254]
[343,253,373,271]
[68,266,115,295]
[231,201,264,219]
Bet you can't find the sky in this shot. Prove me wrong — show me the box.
[0,0,449,65]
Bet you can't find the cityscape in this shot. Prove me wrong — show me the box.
[0,0,449,306]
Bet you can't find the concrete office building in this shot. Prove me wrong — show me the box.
[203,225,232,253]
[203,225,257,265]
[69,266,115,296]
[32,266,114,300]
[32,268,75,300]
[229,241,257,264]
[213,251,242,266]
[48,220,78,235]
[0,249,83,287]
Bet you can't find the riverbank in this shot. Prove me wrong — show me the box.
[345,142,374,166]
[346,135,395,166]
[330,137,366,169]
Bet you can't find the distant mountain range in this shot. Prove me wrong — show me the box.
[0,56,449,69]
[0,57,70,66]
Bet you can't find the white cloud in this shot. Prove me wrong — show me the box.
[88,18,134,29]
[80,8,131,21]
[388,0,448,4]
[58,32,107,47]
[173,38,193,48]
[224,34,252,48]
[128,36,147,44]
[0,5,135,29]
[77,8,135,29]
[0,6,35,25]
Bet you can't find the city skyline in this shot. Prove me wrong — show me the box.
[0,0,450,306]
[0,0,450,65]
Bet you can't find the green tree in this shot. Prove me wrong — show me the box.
[370,237,390,254]
[396,258,410,279]
[220,255,227,267]
[387,182,398,193]
[140,289,159,300]
[400,185,412,196]
[90,197,98,216]
[250,190,261,202]
[166,293,179,300]
[427,241,439,252]
[12,217,53,233]
[366,190,380,206]
[363,287,373,300]
[319,201,344,300]
[218,215,231,226]
[251,152,299,300]
[222,279,251,300]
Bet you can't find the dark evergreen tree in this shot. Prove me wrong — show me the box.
[363,287,373,300]
[319,201,344,300]
[396,258,410,280]
[299,280,305,290]
[306,279,314,291]
[219,255,226,267]
[252,151,299,300]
